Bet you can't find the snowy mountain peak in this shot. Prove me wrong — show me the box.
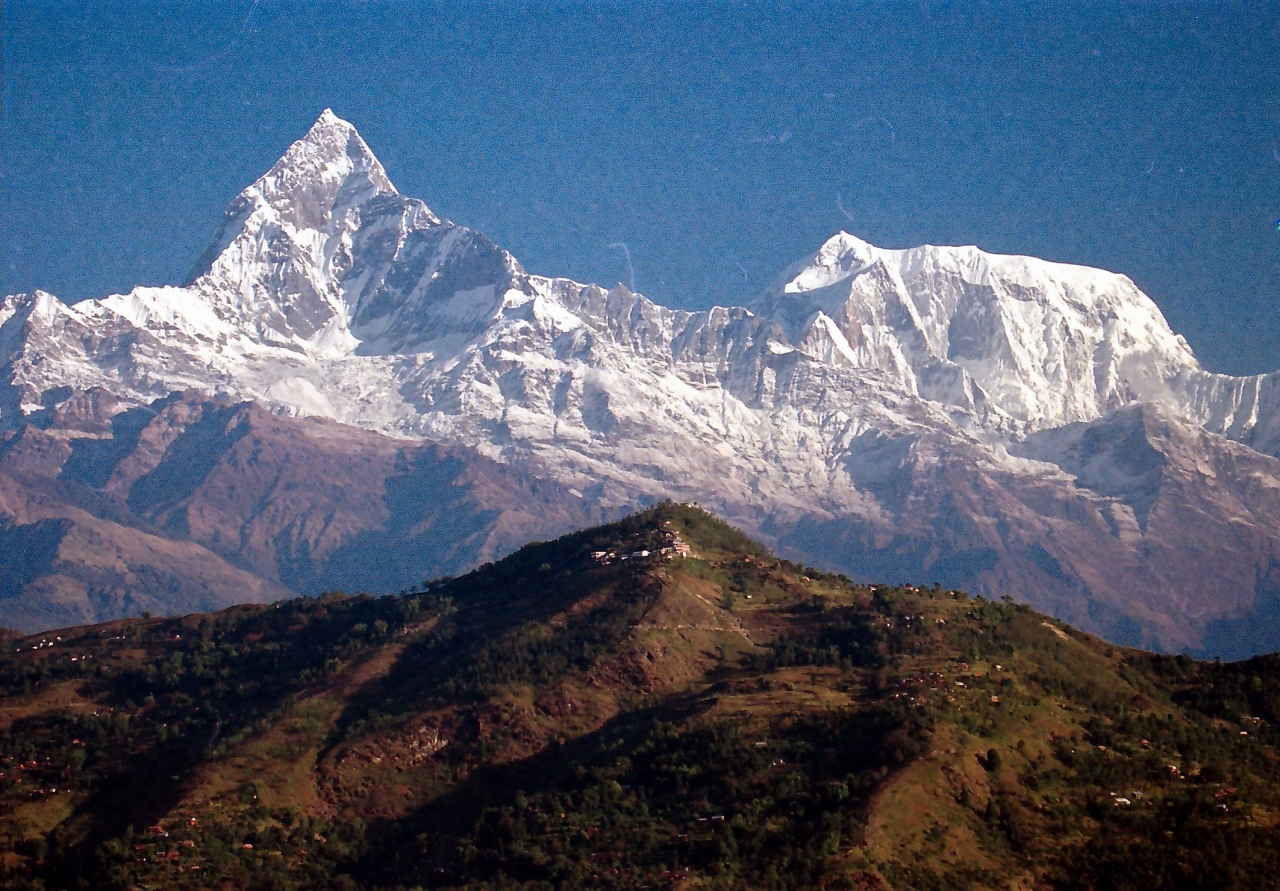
[5,113,1279,459]
[168,111,465,347]
[232,109,407,235]
[753,231,1205,431]
[265,108,399,210]
[13,114,1280,654]
[314,107,354,133]
[781,231,877,295]
[184,110,414,284]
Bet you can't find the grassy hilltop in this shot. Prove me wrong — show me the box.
[2,502,1280,890]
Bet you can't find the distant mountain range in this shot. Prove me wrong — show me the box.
[4,110,1280,656]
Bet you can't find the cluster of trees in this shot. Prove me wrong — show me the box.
[4,504,1280,889]
[387,707,925,891]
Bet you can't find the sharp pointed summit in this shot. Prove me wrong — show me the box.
[184,109,413,290]
[263,108,399,211]
[10,114,1280,653]
[168,110,471,346]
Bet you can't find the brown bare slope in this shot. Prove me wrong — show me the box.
[12,387,1280,657]
[0,389,597,632]
[771,403,1280,657]
[0,470,285,632]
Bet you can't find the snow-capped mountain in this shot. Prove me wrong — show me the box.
[5,110,1280,654]
[754,231,1280,454]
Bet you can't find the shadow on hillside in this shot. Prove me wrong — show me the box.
[322,555,656,749]
[347,691,718,887]
[0,518,70,599]
[60,406,157,489]
[28,716,216,887]
[1195,574,1280,661]
[127,405,251,526]
[280,448,503,597]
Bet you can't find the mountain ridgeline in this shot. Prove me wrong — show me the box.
[2,505,1280,890]
[7,111,1280,655]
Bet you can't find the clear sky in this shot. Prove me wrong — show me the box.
[3,1,1279,374]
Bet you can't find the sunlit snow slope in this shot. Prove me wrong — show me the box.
[6,110,1280,654]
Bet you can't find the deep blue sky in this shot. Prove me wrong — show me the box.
[4,1,1279,374]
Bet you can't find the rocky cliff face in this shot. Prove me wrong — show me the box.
[4,111,1280,654]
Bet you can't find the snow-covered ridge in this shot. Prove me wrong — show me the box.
[778,237,1280,454]
[4,110,1280,469]
[18,110,1280,651]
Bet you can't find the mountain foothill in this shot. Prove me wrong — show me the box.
[3,504,1280,889]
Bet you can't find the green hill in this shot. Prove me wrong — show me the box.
[2,502,1280,890]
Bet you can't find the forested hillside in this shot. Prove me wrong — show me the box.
[2,504,1279,890]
